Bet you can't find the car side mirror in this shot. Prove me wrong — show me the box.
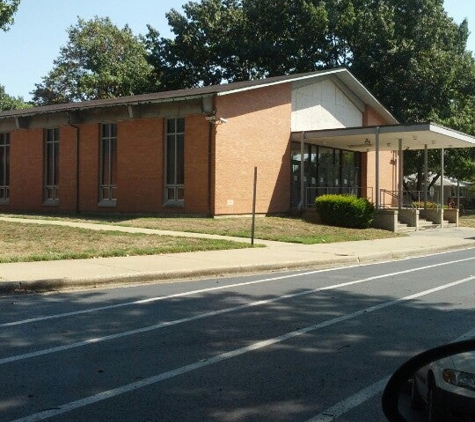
[382,339,475,422]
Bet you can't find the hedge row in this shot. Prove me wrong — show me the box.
[315,194,375,228]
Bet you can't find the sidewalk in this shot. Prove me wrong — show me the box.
[1,217,474,294]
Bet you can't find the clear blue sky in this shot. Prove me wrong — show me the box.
[0,0,473,101]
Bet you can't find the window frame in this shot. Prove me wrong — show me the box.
[0,132,10,205]
[164,118,185,207]
[99,122,118,207]
[43,128,60,206]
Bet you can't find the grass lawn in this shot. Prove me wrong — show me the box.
[2,210,473,264]
[459,210,475,228]
[2,211,399,245]
[0,220,251,263]
[106,215,400,244]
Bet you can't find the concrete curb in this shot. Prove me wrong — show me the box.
[2,243,471,295]
[0,258,356,294]
[1,219,474,295]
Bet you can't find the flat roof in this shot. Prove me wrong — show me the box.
[291,123,475,151]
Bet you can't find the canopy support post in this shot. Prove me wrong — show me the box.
[398,139,403,211]
[298,132,305,211]
[424,145,428,210]
[440,148,445,210]
[375,127,380,210]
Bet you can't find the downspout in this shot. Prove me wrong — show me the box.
[456,180,460,209]
[67,114,80,213]
[298,131,306,211]
[207,120,214,217]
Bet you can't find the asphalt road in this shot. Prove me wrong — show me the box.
[1,248,475,422]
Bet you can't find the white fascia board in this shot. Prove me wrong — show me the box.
[428,122,475,146]
[335,72,399,125]
[216,68,399,126]
[215,69,348,97]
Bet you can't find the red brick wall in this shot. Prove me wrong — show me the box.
[114,116,210,215]
[77,123,100,212]
[363,106,389,127]
[0,93,395,215]
[58,126,78,212]
[7,129,43,211]
[214,84,292,215]
[1,116,212,215]
[183,115,210,215]
[115,119,163,213]
[2,127,79,212]
[361,106,398,203]
[362,150,398,204]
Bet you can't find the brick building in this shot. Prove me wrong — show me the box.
[1,68,473,224]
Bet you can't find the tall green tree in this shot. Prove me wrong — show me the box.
[0,0,19,31]
[32,17,155,105]
[0,1,26,110]
[146,0,333,89]
[0,84,30,110]
[146,0,250,90]
[344,0,474,125]
[148,0,475,182]
[340,0,475,184]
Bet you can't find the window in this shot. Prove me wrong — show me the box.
[165,118,185,204]
[99,123,117,206]
[291,142,361,207]
[0,133,9,204]
[44,128,59,205]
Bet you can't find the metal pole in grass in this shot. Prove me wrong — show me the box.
[251,167,257,245]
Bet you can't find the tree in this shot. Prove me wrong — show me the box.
[145,0,250,90]
[0,84,30,110]
[340,0,475,184]
[0,1,23,109]
[343,0,473,124]
[0,0,19,31]
[146,0,333,90]
[32,17,155,105]
[149,0,475,182]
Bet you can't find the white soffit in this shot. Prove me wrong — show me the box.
[291,123,475,152]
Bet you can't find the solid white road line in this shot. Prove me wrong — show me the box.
[305,327,475,422]
[0,266,349,328]
[9,276,475,422]
[2,261,474,365]
[2,255,474,329]
[306,377,391,422]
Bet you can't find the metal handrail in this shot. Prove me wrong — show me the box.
[380,189,442,209]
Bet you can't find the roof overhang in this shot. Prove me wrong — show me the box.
[291,123,475,152]
[218,68,398,126]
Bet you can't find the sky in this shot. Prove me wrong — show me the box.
[0,0,473,101]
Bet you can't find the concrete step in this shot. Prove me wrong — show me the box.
[441,221,457,228]
[396,222,417,233]
[417,218,439,230]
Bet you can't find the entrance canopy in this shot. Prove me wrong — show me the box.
[290,122,475,152]
[291,122,475,212]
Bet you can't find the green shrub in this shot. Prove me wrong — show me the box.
[412,201,450,209]
[315,194,375,228]
[413,201,438,209]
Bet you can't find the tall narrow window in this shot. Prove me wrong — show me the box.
[100,123,117,205]
[165,118,185,204]
[0,133,9,204]
[44,128,59,204]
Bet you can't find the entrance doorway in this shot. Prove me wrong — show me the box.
[291,142,361,208]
